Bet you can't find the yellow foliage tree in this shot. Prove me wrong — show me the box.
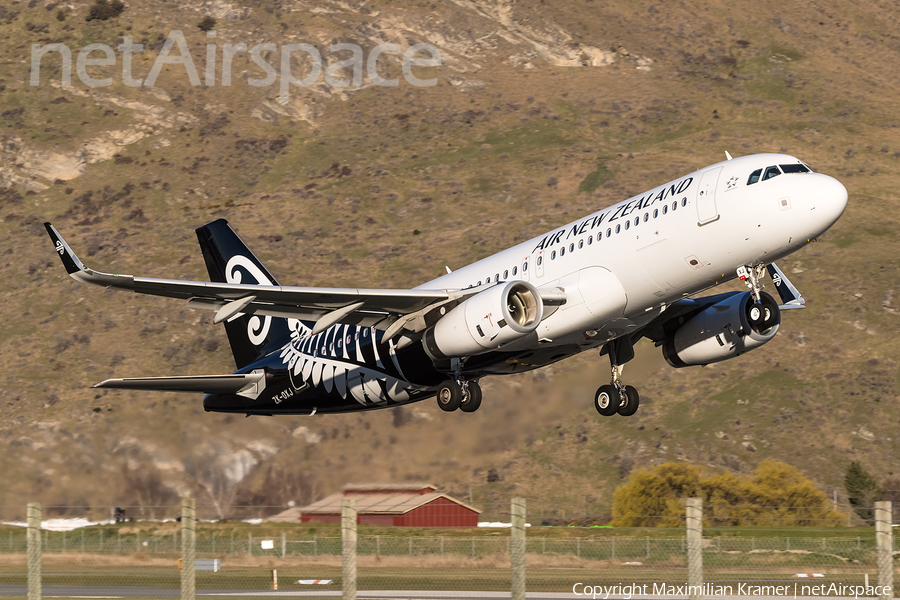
[610,459,844,527]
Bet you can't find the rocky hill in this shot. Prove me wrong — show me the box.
[1,0,899,520]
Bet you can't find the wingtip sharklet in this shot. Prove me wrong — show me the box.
[766,262,806,310]
[44,221,85,276]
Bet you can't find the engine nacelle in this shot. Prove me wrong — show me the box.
[423,281,544,359]
[662,291,781,368]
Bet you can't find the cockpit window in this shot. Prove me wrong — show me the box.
[762,165,782,181]
[780,163,811,174]
[748,169,762,185]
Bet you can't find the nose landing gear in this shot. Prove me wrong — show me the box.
[594,338,640,417]
[737,263,781,333]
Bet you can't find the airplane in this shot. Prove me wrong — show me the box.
[45,152,848,417]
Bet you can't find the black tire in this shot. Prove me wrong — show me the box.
[437,380,462,412]
[747,303,764,327]
[747,293,780,334]
[460,381,482,413]
[618,385,640,416]
[594,384,620,416]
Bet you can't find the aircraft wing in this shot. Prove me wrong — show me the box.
[637,293,743,345]
[45,222,460,335]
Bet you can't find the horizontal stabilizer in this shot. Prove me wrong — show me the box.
[93,372,264,395]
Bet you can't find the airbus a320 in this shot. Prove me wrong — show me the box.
[46,153,848,417]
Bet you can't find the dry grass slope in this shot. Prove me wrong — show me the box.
[0,0,898,518]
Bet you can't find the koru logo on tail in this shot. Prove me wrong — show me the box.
[225,255,273,345]
[55,240,64,255]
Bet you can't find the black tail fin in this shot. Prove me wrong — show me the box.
[196,219,293,369]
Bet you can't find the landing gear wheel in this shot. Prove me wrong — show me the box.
[594,384,620,417]
[746,292,781,334]
[460,381,482,413]
[437,380,462,412]
[617,385,640,417]
[748,304,763,324]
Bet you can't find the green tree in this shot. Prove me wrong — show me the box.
[611,460,843,527]
[845,461,882,523]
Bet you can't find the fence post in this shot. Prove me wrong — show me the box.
[511,497,526,600]
[342,499,357,600]
[181,498,196,600]
[27,502,41,600]
[875,501,893,600]
[686,498,702,600]
[282,533,286,559]
[248,533,252,557]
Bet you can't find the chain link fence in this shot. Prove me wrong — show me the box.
[0,499,895,598]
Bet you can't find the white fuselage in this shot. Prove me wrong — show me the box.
[417,153,848,351]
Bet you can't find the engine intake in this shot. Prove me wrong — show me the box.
[424,281,543,359]
[662,291,780,368]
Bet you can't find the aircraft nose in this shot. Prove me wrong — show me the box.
[815,174,848,231]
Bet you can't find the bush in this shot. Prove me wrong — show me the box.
[611,459,845,527]
[85,0,125,22]
[197,15,216,31]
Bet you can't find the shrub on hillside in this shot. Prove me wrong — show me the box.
[610,459,844,527]
[85,0,125,22]
[197,15,216,31]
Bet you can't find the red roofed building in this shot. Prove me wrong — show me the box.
[298,483,480,527]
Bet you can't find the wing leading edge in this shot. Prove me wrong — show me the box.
[44,222,456,332]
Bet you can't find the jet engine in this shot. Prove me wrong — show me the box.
[423,281,544,359]
[662,291,781,368]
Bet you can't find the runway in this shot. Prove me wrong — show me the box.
[0,585,868,600]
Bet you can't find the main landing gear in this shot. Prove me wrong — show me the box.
[595,337,640,417]
[437,359,482,413]
[437,379,482,412]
